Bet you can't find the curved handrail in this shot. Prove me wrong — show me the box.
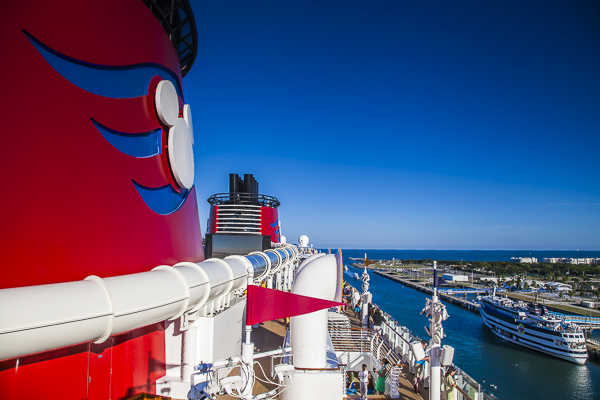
[207,192,280,208]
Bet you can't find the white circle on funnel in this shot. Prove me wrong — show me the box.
[168,108,195,189]
[155,80,179,127]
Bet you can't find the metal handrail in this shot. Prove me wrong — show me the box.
[328,326,402,365]
[376,308,499,400]
[207,192,281,208]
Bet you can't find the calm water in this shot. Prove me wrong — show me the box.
[339,249,600,400]
[338,249,600,262]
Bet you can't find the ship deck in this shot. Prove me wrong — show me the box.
[218,311,426,400]
[343,308,426,400]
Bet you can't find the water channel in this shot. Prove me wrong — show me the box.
[341,249,600,400]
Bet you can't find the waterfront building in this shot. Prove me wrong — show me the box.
[511,257,538,263]
[542,257,600,265]
[543,257,561,263]
[442,273,469,282]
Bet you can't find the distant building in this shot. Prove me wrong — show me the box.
[442,273,469,282]
[543,257,561,263]
[511,257,538,264]
[545,282,572,292]
[542,257,600,265]
[524,279,546,289]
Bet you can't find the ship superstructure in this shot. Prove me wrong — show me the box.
[205,173,282,258]
[479,291,588,364]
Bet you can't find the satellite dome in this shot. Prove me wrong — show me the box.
[280,236,287,244]
[298,235,309,247]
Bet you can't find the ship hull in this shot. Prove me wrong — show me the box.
[479,304,587,365]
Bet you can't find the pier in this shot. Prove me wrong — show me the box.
[587,339,600,362]
[374,270,600,364]
[373,271,480,312]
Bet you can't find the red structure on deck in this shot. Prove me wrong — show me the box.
[0,1,202,398]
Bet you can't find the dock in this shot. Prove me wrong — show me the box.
[374,271,480,312]
[586,339,600,362]
[374,271,600,364]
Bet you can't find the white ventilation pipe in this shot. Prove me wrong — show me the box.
[290,253,340,369]
[0,246,297,363]
[294,253,326,278]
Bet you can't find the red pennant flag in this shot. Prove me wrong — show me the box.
[246,285,342,325]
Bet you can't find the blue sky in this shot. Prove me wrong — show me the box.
[183,0,600,250]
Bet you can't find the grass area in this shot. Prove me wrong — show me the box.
[371,263,428,269]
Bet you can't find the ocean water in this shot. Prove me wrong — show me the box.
[339,249,600,400]
[336,249,600,262]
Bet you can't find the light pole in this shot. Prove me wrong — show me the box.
[360,267,372,327]
[421,261,450,400]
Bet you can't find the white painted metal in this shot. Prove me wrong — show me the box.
[294,252,325,277]
[0,254,252,362]
[173,262,211,314]
[202,258,234,312]
[182,324,198,383]
[249,251,271,282]
[155,80,179,126]
[0,244,302,364]
[0,280,111,361]
[298,235,309,247]
[280,370,342,400]
[290,254,339,369]
[167,112,195,189]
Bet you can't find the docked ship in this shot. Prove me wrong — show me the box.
[478,290,588,364]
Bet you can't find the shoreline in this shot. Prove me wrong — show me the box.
[373,270,480,312]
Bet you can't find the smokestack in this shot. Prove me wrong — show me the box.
[244,174,252,194]
[229,173,239,193]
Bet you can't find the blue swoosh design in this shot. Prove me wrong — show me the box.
[270,219,280,234]
[23,30,183,99]
[92,118,162,158]
[132,181,191,215]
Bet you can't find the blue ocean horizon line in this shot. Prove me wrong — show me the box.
[331,248,600,262]
[335,248,600,251]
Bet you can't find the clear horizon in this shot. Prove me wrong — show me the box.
[185,1,600,250]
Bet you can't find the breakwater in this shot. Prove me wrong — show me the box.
[374,270,480,312]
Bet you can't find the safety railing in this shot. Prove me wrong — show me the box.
[207,192,280,208]
[378,310,499,400]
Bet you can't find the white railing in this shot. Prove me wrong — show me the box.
[587,338,600,346]
[377,310,498,399]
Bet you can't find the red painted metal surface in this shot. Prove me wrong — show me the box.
[0,344,90,400]
[260,206,280,242]
[0,0,201,397]
[109,325,166,399]
[0,325,166,400]
[1,0,204,290]
[207,205,218,234]
[89,339,114,400]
